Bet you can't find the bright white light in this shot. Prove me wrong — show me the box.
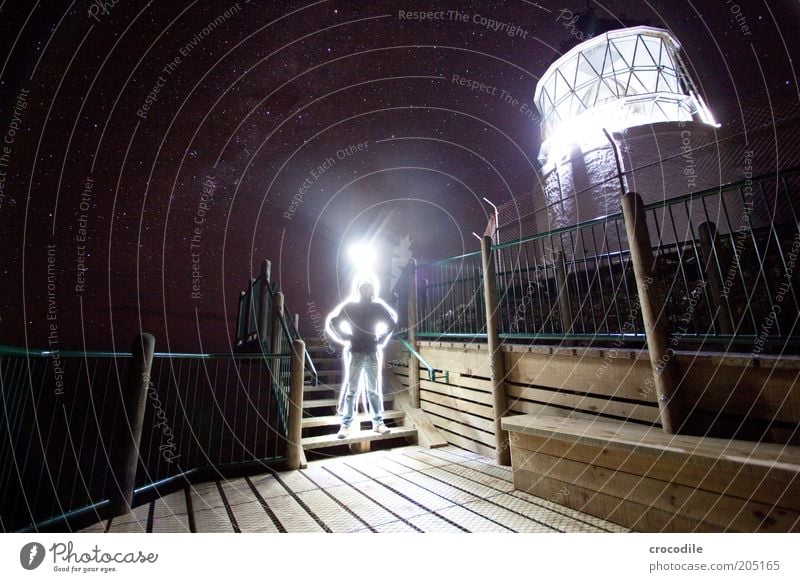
[338,320,353,335]
[348,244,376,268]
[535,26,720,167]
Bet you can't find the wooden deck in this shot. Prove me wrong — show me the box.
[80,445,628,533]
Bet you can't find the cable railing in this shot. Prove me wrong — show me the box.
[0,343,292,533]
[235,259,318,385]
[407,168,800,352]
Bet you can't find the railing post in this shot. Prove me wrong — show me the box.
[698,222,734,336]
[108,333,155,516]
[246,277,256,340]
[287,339,305,470]
[270,291,284,381]
[257,260,271,343]
[293,313,300,335]
[555,250,574,345]
[481,236,511,465]
[406,258,421,408]
[236,291,246,345]
[621,192,683,434]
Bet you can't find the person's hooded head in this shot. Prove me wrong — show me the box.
[357,280,374,302]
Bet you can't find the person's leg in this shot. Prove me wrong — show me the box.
[339,352,362,428]
[362,352,384,426]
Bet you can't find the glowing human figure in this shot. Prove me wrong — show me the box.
[325,276,397,439]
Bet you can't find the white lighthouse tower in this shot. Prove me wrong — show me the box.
[533,26,722,239]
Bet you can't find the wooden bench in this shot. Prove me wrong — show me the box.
[501,414,800,532]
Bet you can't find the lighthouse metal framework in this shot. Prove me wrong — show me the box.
[535,26,717,166]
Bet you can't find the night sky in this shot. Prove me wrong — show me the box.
[0,0,797,353]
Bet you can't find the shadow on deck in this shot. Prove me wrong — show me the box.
[80,445,627,533]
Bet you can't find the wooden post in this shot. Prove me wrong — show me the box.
[293,313,300,335]
[698,222,734,336]
[245,277,256,340]
[108,333,155,516]
[406,258,421,408]
[236,291,246,346]
[481,235,511,465]
[270,292,284,383]
[621,192,683,434]
[555,250,574,345]
[257,260,272,344]
[287,339,305,470]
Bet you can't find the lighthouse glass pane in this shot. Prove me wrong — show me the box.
[535,27,715,146]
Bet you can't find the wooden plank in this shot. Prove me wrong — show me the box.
[505,350,654,402]
[507,399,619,423]
[417,345,493,377]
[422,412,496,449]
[678,361,800,424]
[420,389,494,419]
[303,394,393,409]
[513,447,799,532]
[438,429,498,458]
[385,372,449,449]
[511,464,720,532]
[501,414,800,472]
[506,384,661,424]
[302,427,417,450]
[420,400,496,433]
[449,372,493,393]
[511,432,800,512]
[302,410,404,429]
[420,379,494,406]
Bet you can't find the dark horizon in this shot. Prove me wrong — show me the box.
[1,0,798,353]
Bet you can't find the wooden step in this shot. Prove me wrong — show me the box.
[302,410,405,429]
[308,357,340,365]
[302,427,418,450]
[302,394,394,410]
[306,369,342,377]
[303,384,341,394]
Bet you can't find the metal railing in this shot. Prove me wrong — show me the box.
[415,251,486,337]
[407,168,800,352]
[235,260,318,385]
[0,340,294,532]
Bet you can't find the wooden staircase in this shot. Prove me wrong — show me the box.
[300,341,417,456]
